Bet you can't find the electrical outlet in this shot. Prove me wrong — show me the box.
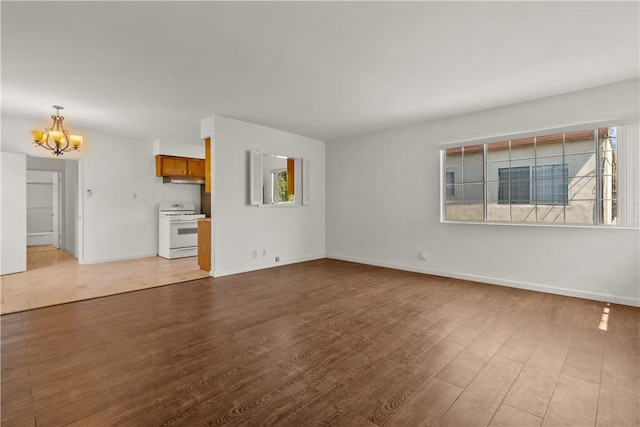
[262,249,266,256]
[252,250,258,259]
[419,250,428,261]
[275,256,280,262]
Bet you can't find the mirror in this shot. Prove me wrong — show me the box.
[249,151,308,206]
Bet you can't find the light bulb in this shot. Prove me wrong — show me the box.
[49,131,63,142]
[31,130,44,143]
[70,135,83,148]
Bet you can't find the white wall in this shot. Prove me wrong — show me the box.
[204,115,325,277]
[1,116,202,264]
[0,152,27,274]
[153,139,204,158]
[326,79,640,307]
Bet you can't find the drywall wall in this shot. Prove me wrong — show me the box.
[203,115,325,276]
[1,116,202,264]
[326,79,640,306]
[0,152,27,274]
[153,139,205,158]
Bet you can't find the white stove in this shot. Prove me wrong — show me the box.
[158,203,205,259]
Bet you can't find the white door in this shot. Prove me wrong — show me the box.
[1,153,27,274]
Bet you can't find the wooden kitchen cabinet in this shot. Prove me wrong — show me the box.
[158,156,187,176]
[156,155,205,178]
[188,159,205,178]
[198,218,211,271]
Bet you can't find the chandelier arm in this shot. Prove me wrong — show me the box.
[44,138,57,151]
[41,130,55,150]
[61,129,72,152]
[55,115,63,132]
[51,115,60,132]
[41,126,55,151]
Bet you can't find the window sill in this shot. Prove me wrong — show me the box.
[256,203,301,208]
[440,220,636,230]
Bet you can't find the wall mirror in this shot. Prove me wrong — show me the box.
[249,151,309,206]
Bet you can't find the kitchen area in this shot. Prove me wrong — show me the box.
[154,138,212,273]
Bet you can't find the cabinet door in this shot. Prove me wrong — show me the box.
[161,157,188,176]
[188,159,205,178]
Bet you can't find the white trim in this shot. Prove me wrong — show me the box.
[249,150,263,206]
[79,252,159,265]
[326,254,640,308]
[257,203,300,208]
[212,254,325,277]
[77,158,85,264]
[438,119,632,149]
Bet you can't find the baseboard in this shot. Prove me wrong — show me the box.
[27,233,54,247]
[79,252,159,265]
[212,254,326,278]
[327,254,640,308]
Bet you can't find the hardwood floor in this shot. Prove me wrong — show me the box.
[1,259,638,426]
[1,246,209,314]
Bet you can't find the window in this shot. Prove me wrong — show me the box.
[443,127,618,225]
[446,171,455,196]
[535,164,568,205]
[271,169,292,203]
[498,164,568,205]
[498,166,531,204]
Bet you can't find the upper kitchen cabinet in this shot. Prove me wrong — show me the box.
[156,155,205,178]
[187,158,205,177]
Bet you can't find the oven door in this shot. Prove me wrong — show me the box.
[169,220,199,249]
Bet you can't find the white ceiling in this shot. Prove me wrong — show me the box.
[2,1,639,143]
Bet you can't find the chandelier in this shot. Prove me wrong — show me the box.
[30,105,83,156]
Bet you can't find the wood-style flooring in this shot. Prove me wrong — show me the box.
[1,259,639,426]
[1,246,209,314]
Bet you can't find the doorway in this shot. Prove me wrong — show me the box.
[26,170,60,248]
[25,156,80,271]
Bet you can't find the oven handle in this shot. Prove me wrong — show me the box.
[172,247,197,251]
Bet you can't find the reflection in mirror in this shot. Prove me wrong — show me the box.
[262,155,297,204]
[249,151,305,206]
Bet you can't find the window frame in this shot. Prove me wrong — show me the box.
[440,124,619,227]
